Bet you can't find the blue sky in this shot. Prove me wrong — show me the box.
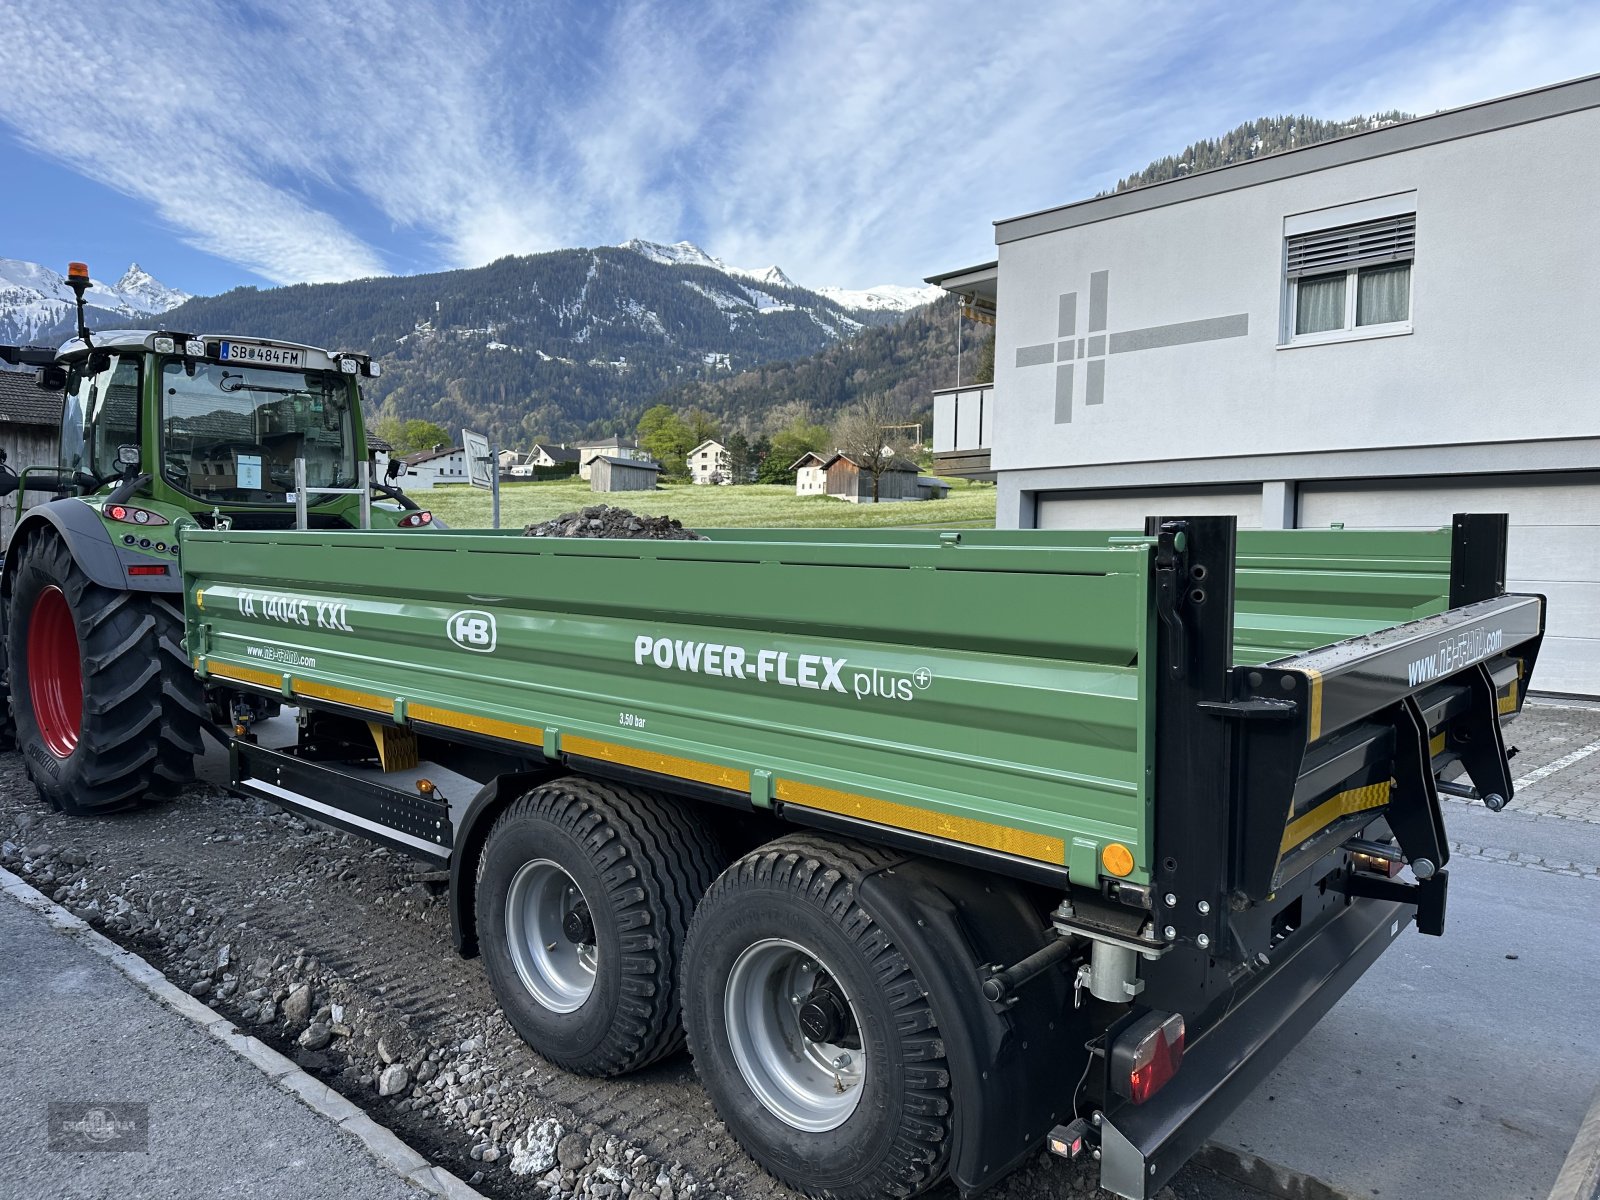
[1,0,1596,298]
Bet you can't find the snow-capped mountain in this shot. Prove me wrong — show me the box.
[0,257,191,344]
[618,239,938,313]
[816,283,945,313]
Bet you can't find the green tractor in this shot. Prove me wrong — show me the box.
[0,261,433,815]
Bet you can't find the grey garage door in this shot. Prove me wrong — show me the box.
[1298,472,1599,696]
[1036,485,1262,531]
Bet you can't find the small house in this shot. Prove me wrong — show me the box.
[525,444,580,469]
[399,444,468,490]
[687,440,730,485]
[790,451,830,496]
[587,454,662,493]
[577,435,643,479]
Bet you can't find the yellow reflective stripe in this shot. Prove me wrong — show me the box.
[410,703,543,747]
[775,778,1066,866]
[292,678,389,714]
[1304,667,1324,742]
[1429,732,1446,758]
[1498,677,1519,715]
[1280,782,1390,856]
[563,735,750,793]
[207,661,281,691]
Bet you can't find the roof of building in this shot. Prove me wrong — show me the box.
[688,439,726,456]
[402,445,462,466]
[991,73,1600,246]
[824,452,920,473]
[578,435,638,450]
[366,435,393,453]
[584,453,662,470]
[530,443,580,463]
[0,369,63,428]
[788,451,831,470]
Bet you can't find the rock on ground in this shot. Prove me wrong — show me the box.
[523,505,704,540]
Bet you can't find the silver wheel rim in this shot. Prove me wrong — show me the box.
[504,859,597,1013]
[724,938,866,1132]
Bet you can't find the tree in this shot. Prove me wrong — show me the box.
[968,328,995,385]
[372,415,454,455]
[724,431,753,483]
[832,394,908,502]
[760,416,830,483]
[637,404,693,478]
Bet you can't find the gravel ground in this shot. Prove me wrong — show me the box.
[0,742,1283,1200]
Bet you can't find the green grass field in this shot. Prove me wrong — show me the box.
[416,478,998,531]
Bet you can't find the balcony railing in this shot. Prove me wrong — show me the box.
[931,383,992,477]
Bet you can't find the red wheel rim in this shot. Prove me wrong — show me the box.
[27,585,83,758]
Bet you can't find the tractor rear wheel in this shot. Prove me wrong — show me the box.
[6,533,205,815]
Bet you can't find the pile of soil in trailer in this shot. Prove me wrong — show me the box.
[522,505,705,540]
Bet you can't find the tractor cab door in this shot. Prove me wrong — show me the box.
[61,352,141,488]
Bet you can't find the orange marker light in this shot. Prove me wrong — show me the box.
[67,261,90,281]
[1101,842,1136,878]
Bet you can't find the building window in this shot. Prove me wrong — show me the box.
[1285,212,1414,343]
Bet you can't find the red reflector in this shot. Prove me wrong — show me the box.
[127,564,168,576]
[108,505,127,521]
[1110,1011,1186,1105]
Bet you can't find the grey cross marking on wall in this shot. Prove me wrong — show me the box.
[1015,271,1250,423]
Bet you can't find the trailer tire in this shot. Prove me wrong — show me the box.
[7,533,204,815]
[476,776,722,1076]
[681,835,953,1200]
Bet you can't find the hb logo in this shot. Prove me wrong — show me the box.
[448,610,498,653]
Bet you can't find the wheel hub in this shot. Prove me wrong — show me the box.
[562,901,595,946]
[26,585,83,759]
[724,939,867,1132]
[504,860,598,1013]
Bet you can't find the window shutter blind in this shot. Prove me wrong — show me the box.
[1286,213,1415,279]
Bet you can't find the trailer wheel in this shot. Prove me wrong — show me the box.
[476,776,722,1076]
[6,533,205,815]
[682,835,953,1200]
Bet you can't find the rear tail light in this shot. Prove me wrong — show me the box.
[127,564,169,577]
[105,504,169,527]
[1110,1011,1185,1104]
[399,511,433,528]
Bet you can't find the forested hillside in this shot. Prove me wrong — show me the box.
[1114,112,1412,191]
[150,246,899,443]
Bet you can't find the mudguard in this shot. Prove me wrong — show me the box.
[2,500,182,596]
[856,858,1087,1196]
[447,768,555,957]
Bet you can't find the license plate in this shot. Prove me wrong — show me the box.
[220,341,305,369]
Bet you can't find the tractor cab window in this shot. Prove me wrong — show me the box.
[159,360,357,504]
[61,353,141,485]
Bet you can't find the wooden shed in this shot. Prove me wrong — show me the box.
[0,369,62,547]
[587,454,662,493]
[821,454,923,503]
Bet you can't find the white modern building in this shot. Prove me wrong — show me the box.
[930,75,1600,695]
[688,439,731,485]
[398,444,468,490]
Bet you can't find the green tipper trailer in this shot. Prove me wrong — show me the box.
[175,513,1540,1199]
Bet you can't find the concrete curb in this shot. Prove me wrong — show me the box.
[1549,1083,1600,1200]
[0,866,488,1200]
[1195,1143,1362,1200]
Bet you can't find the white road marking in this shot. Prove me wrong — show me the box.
[1513,739,1600,792]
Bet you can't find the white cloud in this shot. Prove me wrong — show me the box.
[1,0,1596,290]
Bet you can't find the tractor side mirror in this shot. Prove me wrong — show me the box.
[34,365,67,392]
[385,458,404,482]
[0,463,17,499]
